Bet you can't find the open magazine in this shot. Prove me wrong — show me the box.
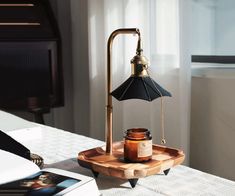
[0,150,100,196]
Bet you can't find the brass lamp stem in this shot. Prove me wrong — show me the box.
[136,36,143,55]
[106,28,141,154]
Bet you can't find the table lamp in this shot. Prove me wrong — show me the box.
[78,28,185,188]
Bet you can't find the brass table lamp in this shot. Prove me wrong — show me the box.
[78,28,185,188]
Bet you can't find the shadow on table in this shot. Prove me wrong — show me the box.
[44,158,132,189]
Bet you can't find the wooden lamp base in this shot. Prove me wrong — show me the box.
[77,141,185,188]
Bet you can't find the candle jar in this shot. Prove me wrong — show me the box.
[124,128,152,163]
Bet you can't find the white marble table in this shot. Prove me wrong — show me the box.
[1,111,235,195]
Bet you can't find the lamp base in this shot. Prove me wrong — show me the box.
[77,141,184,188]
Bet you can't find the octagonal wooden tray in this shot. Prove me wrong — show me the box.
[77,141,185,180]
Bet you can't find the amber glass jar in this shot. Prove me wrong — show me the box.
[124,128,152,163]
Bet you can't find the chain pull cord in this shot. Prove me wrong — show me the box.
[145,67,166,145]
[160,97,166,145]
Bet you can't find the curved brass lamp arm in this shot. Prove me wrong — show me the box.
[106,28,141,154]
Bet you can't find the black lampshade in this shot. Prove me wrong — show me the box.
[111,76,171,101]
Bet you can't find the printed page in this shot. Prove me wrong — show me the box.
[43,168,100,196]
[0,150,40,185]
[0,168,100,196]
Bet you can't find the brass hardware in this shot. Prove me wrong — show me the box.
[131,55,149,77]
[0,23,40,26]
[0,4,34,7]
[161,139,166,144]
[106,28,168,154]
[160,97,166,144]
[106,28,143,154]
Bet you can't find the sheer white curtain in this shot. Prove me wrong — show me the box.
[72,0,191,164]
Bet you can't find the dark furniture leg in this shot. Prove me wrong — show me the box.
[92,170,99,178]
[30,108,50,125]
[33,112,45,124]
[164,168,170,175]
[128,178,138,188]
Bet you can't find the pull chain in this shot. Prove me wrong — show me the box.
[160,97,166,145]
[145,67,166,145]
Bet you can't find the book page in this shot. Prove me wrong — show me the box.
[42,168,100,196]
[0,150,40,185]
[0,170,81,196]
[0,168,100,196]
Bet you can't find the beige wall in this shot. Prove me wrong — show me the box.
[190,69,235,181]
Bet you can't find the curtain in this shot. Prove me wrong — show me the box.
[71,0,191,164]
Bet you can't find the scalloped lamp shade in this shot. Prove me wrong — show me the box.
[111,76,171,101]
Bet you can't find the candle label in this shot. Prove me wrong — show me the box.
[138,140,152,157]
